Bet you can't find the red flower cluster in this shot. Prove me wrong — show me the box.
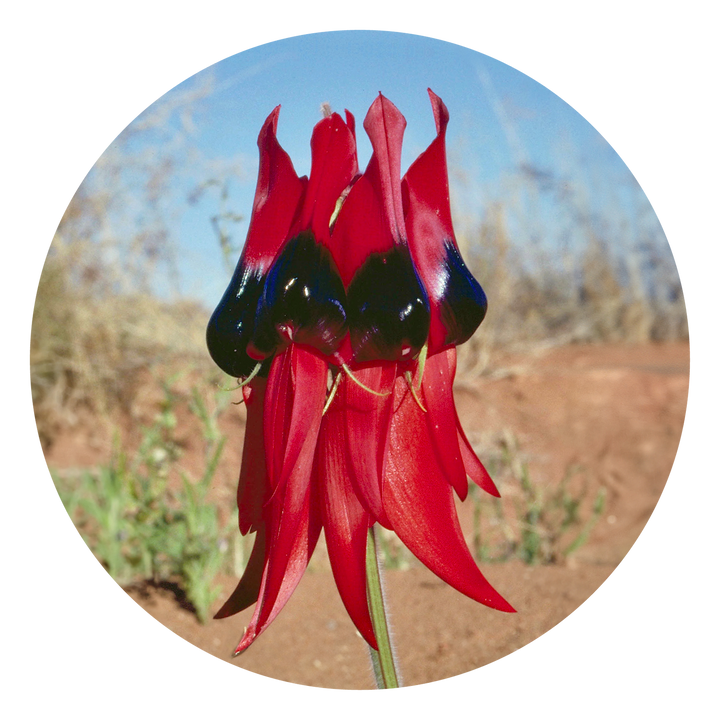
[207,89,514,653]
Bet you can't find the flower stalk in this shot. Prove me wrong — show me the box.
[365,525,399,689]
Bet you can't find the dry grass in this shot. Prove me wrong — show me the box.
[455,201,687,379]
[31,232,212,445]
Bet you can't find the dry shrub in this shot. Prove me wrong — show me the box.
[455,199,687,379]
[31,231,212,447]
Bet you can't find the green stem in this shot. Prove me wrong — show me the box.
[366,525,400,689]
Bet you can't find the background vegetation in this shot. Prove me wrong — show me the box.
[31,76,687,623]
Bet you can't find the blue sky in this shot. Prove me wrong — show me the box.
[84,30,666,307]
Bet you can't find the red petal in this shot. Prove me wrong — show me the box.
[237,378,268,534]
[362,94,408,244]
[436,346,499,497]
[214,526,267,619]
[341,363,395,528]
[403,90,453,243]
[415,346,498,499]
[316,400,378,649]
[402,89,486,351]
[206,107,306,379]
[235,493,321,653]
[331,94,408,286]
[241,106,307,271]
[263,345,326,490]
[421,349,469,500]
[457,418,500,497]
[383,376,514,613]
[234,346,326,652]
[297,112,358,244]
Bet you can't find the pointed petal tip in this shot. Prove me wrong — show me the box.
[365,633,379,652]
[469,581,516,614]
[492,595,516,613]
[233,626,257,655]
[261,105,281,136]
[213,591,251,620]
[213,607,231,621]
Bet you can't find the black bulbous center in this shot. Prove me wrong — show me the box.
[346,244,430,362]
[438,241,488,346]
[206,264,269,378]
[249,231,348,358]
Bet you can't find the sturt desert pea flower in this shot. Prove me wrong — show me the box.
[211,105,363,651]
[316,92,513,648]
[208,92,514,657]
[401,89,501,504]
[386,89,512,607]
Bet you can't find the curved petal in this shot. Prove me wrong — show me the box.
[427,346,499,497]
[457,418,500,497]
[242,106,307,269]
[263,346,327,493]
[317,400,378,649]
[383,376,514,613]
[361,94,408,247]
[234,346,327,652]
[420,349,469,500]
[237,378,268,535]
[332,94,407,285]
[214,526,267,619]
[234,493,321,653]
[340,363,395,528]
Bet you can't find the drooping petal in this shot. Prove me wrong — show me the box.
[457,415,500,497]
[237,378,268,535]
[234,491,321,653]
[206,106,306,378]
[264,345,327,495]
[233,345,327,652]
[254,346,322,625]
[316,398,378,650]
[420,349,469,500]
[340,363,396,528]
[428,346,500,497]
[214,525,267,619]
[212,367,270,621]
[382,375,514,613]
[403,89,487,353]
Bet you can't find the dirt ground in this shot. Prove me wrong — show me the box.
[43,342,689,689]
